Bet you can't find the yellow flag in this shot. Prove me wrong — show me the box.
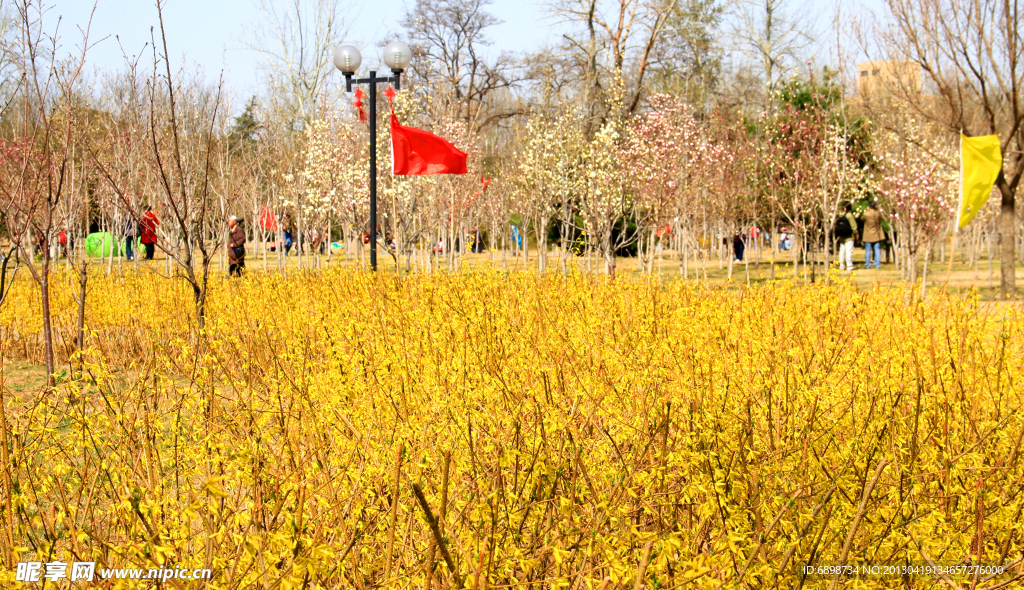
[958,134,1002,229]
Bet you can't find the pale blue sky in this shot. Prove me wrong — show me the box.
[55,0,559,100]
[52,0,886,113]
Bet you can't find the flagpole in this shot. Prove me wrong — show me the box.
[369,71,378,272]
[334,42,409,272]
[342,69,402,273]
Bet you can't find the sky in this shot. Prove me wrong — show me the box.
[53,0,561,102]
[50,0,887,114]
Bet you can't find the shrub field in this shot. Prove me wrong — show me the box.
[1,270,1022,589]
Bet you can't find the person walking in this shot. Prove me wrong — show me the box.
[228,215,246,276]
[33,228,45,258]
[834,202,858,271]
[122,215,137,261]
[859,201,884,269]
[141,205,159,260]
[733,234,745,262]
[281,210,294,256]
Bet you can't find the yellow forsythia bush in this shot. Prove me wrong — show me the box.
[0,268,1022,589]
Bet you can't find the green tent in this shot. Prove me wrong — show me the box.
[85,232,122,257]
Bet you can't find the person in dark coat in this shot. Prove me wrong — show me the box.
[733,234,745,262]
[122,215,137,261]
[228,215,246,276]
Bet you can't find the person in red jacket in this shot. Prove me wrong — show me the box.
[141,205,159,260]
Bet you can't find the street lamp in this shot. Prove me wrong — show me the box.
[334,41,412,271]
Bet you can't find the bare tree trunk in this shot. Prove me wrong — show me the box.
[987,230,995,290]
[793,232,799,277]
[809,239,816,284]
[921,244,929,299]
[647,231,656,274]
[74,259,88,375]
[536,218,546,276]
[39,262,55,385]
[682,231,688,279]
[998,181,1016,299]
[604,231,616,277]
[106,220,115,275]
[727,238,734,280]
[522,223,529,264]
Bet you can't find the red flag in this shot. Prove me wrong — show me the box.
[390,114,468,176]
[259,205,278,231]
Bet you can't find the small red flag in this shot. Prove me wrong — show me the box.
[390,114,468,176]
[259,205,278,231]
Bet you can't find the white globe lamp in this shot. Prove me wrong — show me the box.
[382,41,412,72]
[333,45,362,74]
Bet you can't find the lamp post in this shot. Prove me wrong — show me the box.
[334,41,412,271]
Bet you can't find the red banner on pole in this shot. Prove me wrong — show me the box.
[386,87,467,175]
[390,115,468,175]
